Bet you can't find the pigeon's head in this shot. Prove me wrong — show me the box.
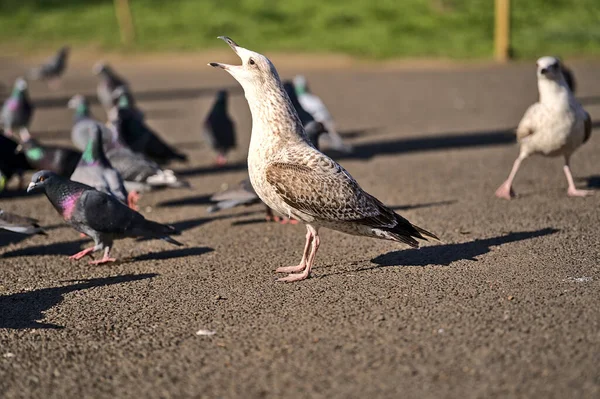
[293,75,308,94]
[27,170,58,194]
[67,94,86,109]
[59,46,70,56]
[14,77,28,92]
[93,62,107,75]
[216,90,228,101]
[209,36,281,94]
[536,57,563,81]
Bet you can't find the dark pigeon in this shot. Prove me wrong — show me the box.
[561,65,576,94]
[104,123,189,193]
[27,170,182,264]
[68,94,113,151]
[93,62,131,114]
[70,125,132,208]
[28,46,70,87]
[0,133,31,190]
[19,131,81,178]
[203,90,236,166]
[0,209,46,235]
[114,89,187,164]
[283,81,315,127]
[206,121,326,223]
[1,78,34,137]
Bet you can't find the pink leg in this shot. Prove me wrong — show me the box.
[89,247,117,265]
[495,156,524,200]
[564,160,593,197]
[277,233,320,282]
[275,229,313,273]
[216,153,227,166]
[127,190,140,210]
[69,246,96,260]
[278,217,299,225]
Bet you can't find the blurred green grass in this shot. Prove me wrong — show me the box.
[0,0,599,59]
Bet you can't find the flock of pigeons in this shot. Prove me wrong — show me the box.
[0,39,594,282]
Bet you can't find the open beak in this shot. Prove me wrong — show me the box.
[208,36,241,71]
[26,182,37,193]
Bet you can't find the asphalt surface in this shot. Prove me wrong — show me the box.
[0,55,599,399]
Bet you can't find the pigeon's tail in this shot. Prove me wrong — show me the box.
[206,199,244,214]
[137,219,183,246]
[146,169,190,189]
[3,224,46,235]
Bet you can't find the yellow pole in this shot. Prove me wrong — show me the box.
[494,0,510,62]
[114,0,135,45]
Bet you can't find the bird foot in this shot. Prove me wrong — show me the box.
[79,233,88,238]
[275,263,307,273]
[69,248,94,260]
[128,190,140,210]
[276,269,311,282]
[278,218,299,225]
[495,183,516,200]
[89,257,117,265]
[215,154,227,166]
[567,188,593,197]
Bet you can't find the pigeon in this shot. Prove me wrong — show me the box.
[28,46,70,89]
[293,75,352,153]
[68,94,113,151]
[1,78,34,138]
[0,209,45,235]
[27,170,182,264]
[93,62,132,115]
[70,125,135,209]
[114,88,187,164]
[207,121,326,224]
[18,130,81,178]
[104,123,189,193]
[203,90,237,166]
[561,65,576,94]
[495,56,593,199]
[209,36,439,282]
[283,81,315,127]
[0,133,30,190]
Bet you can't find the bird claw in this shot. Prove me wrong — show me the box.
[567,188,593,197]
[69,248,94,260]
[495,183,516,200]
[276,270,311,282]
[128,190,140,210]
[275,264,306,273]
[89,257,117,265]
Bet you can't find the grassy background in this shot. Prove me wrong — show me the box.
[0,0,599,59]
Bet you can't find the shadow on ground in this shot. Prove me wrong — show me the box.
[367,228,558,269]
[157,194,213,208]
[0,273,158,329]
[174,161,247,178]
[132,246,213,261]
[1,239,89,258]
[390,200,456,211]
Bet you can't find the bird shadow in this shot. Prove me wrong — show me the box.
[231,217,269,226]
[174,161,247,177]
[338,126,383,139]
[336,127,517,161]
[131,246,213,262]
[157,194,213,208]
[0,232,43,247]
[390,200,456,211]
[0,273,158,329]
[579,175,600,189]
[363,228,558,271]
[1,239,89,258]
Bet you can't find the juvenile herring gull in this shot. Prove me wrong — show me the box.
[209,37,439,282]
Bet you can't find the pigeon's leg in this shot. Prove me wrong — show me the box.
[89,246,117,265]
[278,218,299,225]
[127,190,140,210]
[216,153,227,166]
[265,206,276,222]
[495,155,524,199]
[278,228,320,282]
[275,228,313,274]
[69,246,96,260]
[564,157,593,197]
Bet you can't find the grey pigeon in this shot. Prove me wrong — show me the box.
[68,94,113,151]
[210,37,438,282]
[27,170,182,264]
[70,125,133,208]
[18,130,81,178]
[495,56,592,199]
[0,133,30,190]
[104,123,189,193]
[207,121,326,223]
[283,81,314,127]
[93,62,131,115]
[114,88,187,164]
[0,209,45,235]
[203,90,236,166]
[293,75,352,153]
[1,78,34,138]
[28,46,70,89]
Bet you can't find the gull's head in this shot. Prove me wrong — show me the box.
[209,36,280,93]
[536,56,563,81]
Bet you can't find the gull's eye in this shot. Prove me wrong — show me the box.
[249,58,255,66]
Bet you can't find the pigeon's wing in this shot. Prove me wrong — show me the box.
[106,147,159,182]
[77,189,138,234]
[0,210,44,235]
[583,111,592,144]
[516,103,544,141]
[71,165,111,194]
[103,167,128,203]
[210,178,257,203]
[298,93,332,122]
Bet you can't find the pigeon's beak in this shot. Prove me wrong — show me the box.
[208,36,241,71]
[26,182,37,193]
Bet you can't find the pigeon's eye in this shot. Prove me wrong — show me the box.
[249,58,256,66]
[38,176,46,182]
